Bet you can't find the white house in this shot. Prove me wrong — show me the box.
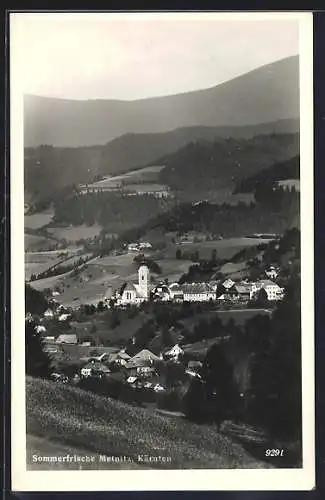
[265,266,279,279]
[252,280,284,301]
[43,309,54,319]
[35,325,47,334]
[117,265,151,305]
[58,313,70,322]
[164,344,184,361]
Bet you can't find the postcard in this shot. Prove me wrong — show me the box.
[10,10,315,491]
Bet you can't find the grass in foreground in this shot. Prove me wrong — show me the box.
[26,376,271,469]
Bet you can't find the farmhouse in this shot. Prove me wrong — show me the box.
[125,349,159,376]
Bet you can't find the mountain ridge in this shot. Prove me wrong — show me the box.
[24,56,299,148]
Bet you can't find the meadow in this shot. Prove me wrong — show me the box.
[47,224,104,243]
[24,209,54,230]
[26,376,270,470]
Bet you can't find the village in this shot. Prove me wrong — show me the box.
[25,247,286,413]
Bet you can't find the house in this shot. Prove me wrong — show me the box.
[181,283,216,302]
[117,265,151,305]
[234,283,254,301]
[222,278,235,290]
[187,360,203,371]
[265,266,279,279]
[81,360,111,378]
[252,280,284,301]
[138,241,152,250]
[168,283,184,302]
[44,309,54,319]
[58,313,70,322]
[125,349,159,376]
[152,283,171,302]
[164,344,184,361]
[127,243,139,253]
[35,325,47,334]
[108,350,131,366]
[56,333,78,345]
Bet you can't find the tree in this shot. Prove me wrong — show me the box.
[252,288,269,308]
[25,321,52,378]
[249,279,302,439]
[97,301,106,312]
[25,284,49,315]
[176,248,182,260]
[211,248,217,264]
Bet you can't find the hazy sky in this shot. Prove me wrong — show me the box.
[11,13,300,101]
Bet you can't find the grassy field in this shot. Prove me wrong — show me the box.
[25,233,56,252]
[24,209,54,230]
[26,376,270,470]
[85,165,165,191]
[165,237,274,261]
[47,224,104,242]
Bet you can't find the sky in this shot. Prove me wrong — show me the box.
[11,12,300,101]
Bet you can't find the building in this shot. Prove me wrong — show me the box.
[125,349,160,376]
[252,280,284,301]
[168,283,184,302]
[181,283,216,302]
[164,344,184,361]
[81,360,111,378]
[43,308,54,319]
[55,334,78,345]
[265,266,279,279]
[117,265,151,305]
[152,283,171,302]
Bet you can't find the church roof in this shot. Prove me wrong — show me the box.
[123,283,138,293]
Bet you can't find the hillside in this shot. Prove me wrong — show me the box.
[234,155,300,194]
[26,376,269,469]
[25,56,299,148]
[159,133,299,192]
[25,130,299,208]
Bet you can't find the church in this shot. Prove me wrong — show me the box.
[117,265,151,306]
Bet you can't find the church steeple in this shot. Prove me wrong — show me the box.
[138,264,150,299]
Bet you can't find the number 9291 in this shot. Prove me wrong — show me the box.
[265,449,284,457]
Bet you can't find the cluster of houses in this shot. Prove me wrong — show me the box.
[53,343,201,393]
[127,241,153,253]
[109,265,284,307]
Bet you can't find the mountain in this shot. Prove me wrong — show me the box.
[25,56,299,148]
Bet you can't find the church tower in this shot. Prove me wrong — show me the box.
[138,264,150,299]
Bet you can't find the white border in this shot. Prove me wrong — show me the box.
[10,11,315,492]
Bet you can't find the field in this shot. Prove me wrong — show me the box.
[25,233,55,252]
[47,224,104,242]
[26,376,270,470]
[24,209,54,230]
[85,165,165,189]
[166,237,274,261]
[25,249,83,281]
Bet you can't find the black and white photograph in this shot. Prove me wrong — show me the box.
[10,11,314,491]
